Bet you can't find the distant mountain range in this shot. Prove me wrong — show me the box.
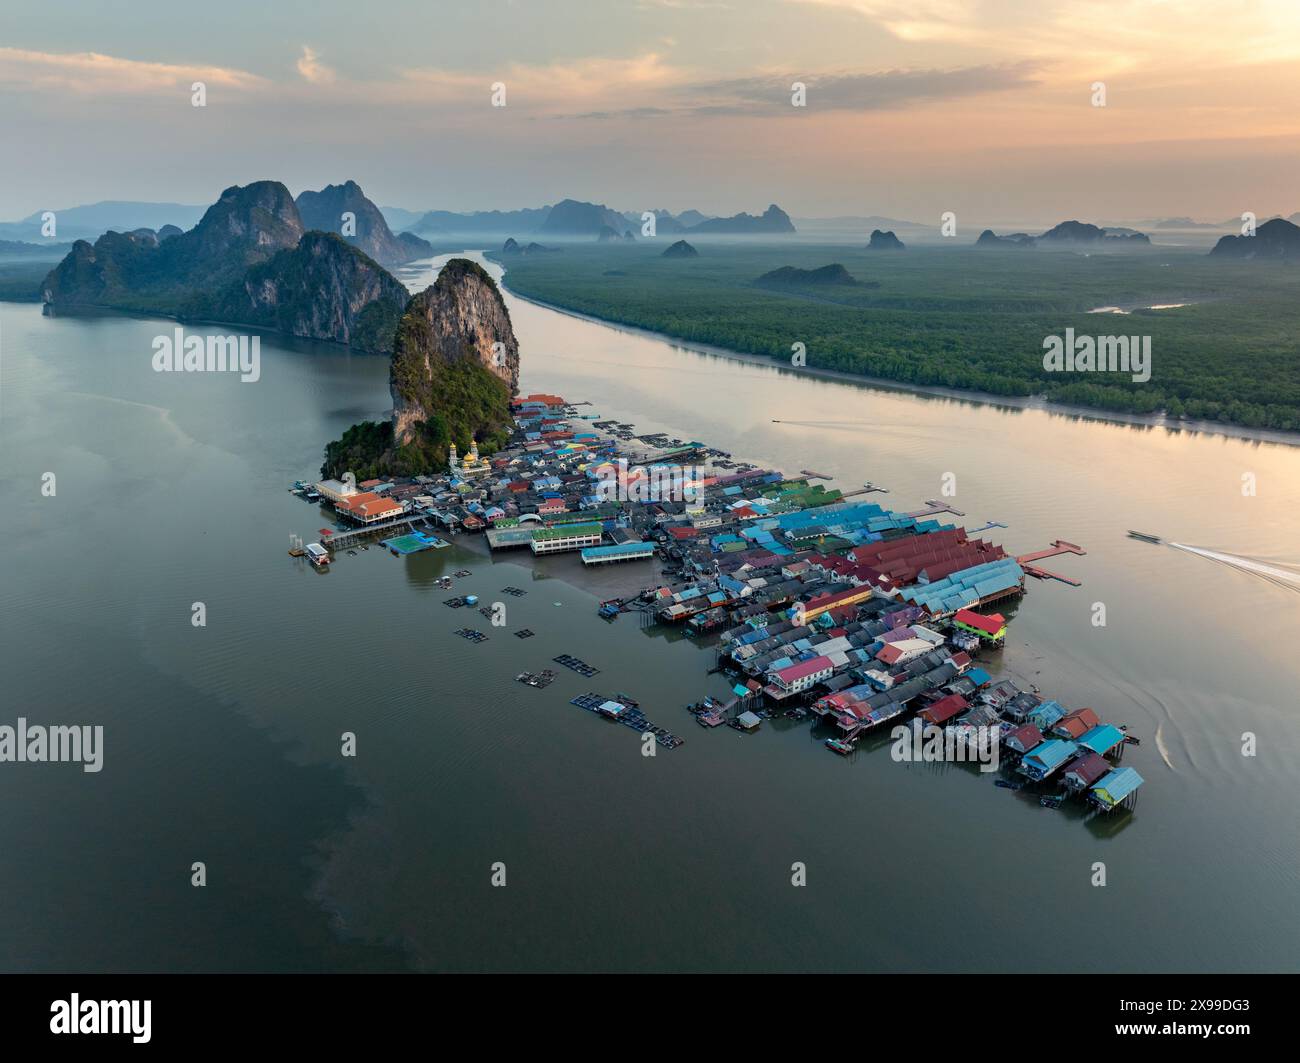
[2,183,431,267]
[0,201,207,242]
[41,180,410,352]
[541,199,635,237]
[17,195,1300,249]
[690,205,794,235]
[382,200,796,238]
[1144,217,1226,230]
[0,238,74,258]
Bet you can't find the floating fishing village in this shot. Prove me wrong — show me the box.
[290,393,1145,818]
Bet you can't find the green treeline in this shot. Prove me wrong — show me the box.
[498,244,1300,432]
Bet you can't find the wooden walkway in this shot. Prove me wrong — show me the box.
[906,499,966,519]
[320,517,428,551]
[840,482,889,498]
[1016,540,1086,586]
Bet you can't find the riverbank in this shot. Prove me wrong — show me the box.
[490,256,1300,449]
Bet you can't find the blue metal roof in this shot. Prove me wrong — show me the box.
[1077,724,1125,755]
[1028,699,1065,729]
[1021,739,1079,776]
[580,542,654,561]
[1092,767,1144,805]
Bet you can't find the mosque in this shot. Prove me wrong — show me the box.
[448,439,492,478]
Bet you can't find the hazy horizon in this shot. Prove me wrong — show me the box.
[3,0,1299,224]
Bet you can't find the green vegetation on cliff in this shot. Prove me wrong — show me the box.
[389,354,512,474]
[321,420,396,481]
[319,355,511,479]
[321,258,517,479]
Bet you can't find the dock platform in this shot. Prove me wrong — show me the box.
[1016,540,1086,586]
[906,499,966,518]
[321,517,431,552]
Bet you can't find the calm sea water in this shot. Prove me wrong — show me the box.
[2,253,1297,972]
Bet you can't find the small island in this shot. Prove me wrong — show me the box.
[755,263,865,288]
[867,229,905,251]
[661,240,699,259]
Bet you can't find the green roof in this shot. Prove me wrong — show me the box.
[546,505,620,524]
[531,523,603,542]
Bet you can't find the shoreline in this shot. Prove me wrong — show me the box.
[490,263,1300,450]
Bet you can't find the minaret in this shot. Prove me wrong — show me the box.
[448,441,459,472]
[468,439,481,465]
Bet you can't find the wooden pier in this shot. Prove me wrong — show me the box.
[1016,540,1086,586]
[906,499,966,519]
[840,482,889,498]
[319,517,430,552]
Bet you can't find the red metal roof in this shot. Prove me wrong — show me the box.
[875,643,904,665]
[1063,752,1111,785]
[953,608,1006,635]
[919,693,968,725]
[1054,707,1101,738]
[774,655,832,683]
[1006,723,1043,751]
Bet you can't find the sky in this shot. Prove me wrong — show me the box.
[2,0,1299,225]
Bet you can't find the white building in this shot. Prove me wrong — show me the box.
[313,478,358,505]
[530,523,603,555]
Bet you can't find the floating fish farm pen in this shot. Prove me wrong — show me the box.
[554,654,599,677]
[569,693,684,748]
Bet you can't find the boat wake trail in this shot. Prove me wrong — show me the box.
[1152,723,1176,771]
[1168,543,1300,593]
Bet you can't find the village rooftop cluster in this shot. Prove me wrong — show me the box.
[296,393,1142,816]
